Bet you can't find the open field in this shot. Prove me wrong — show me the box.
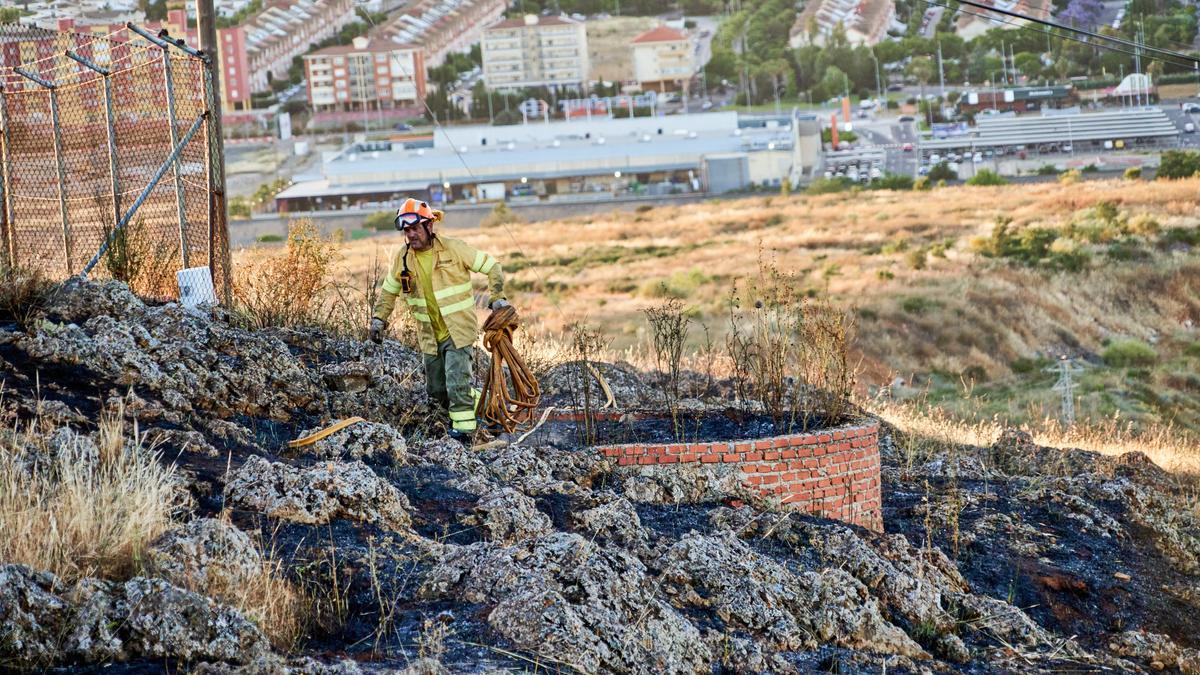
[586,16,657,84]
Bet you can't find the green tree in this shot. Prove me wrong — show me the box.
[1157,150,1200,179]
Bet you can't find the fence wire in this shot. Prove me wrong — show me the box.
[0,22,229,302]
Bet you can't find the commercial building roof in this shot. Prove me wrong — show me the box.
[276,116,793,200]
[920,107,1178,149]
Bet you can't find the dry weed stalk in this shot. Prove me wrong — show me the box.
[726,259,858,432]
[644,297,690,439]
[0,405,185,581]
[568,322,609,446]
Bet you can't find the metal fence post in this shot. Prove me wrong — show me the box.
[0,88,14,268]
[160,47,190,269]
[15,68,71,275]
[66,51,122,238]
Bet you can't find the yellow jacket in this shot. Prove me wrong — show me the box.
[374,236,504,355]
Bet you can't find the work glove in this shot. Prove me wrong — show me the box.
[369,317,386,343]
[489,298,510,310]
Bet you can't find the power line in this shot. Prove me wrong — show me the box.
[953,0,1198,65]
[924,0,1197,71]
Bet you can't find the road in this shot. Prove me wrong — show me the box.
[1162,106,1200,148]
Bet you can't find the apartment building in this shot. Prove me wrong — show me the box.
[631,25,693,91]
[45,1,354,111]
[954,0,1051,39]
[378,0,507,69]
[789,0,896,47]
[303,36,426,112]
[481,14,588,92]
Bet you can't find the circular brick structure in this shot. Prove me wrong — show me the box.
[588,417,883,531]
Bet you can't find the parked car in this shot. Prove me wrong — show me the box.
[902,142,914,151]
[1186,122,1196,133]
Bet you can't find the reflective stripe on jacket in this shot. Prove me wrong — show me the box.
[373,236,504,355]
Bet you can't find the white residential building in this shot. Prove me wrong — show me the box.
[481,14,588,92]
[789,0,896,47]
[631,25,693,91]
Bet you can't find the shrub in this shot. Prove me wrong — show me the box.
[873,173,914,190]
[905,246,928,270]
[725,265,857,429]
[1036,164,1059,176]
[876,269,895,280]
[257,234,284,243]
[901,296,938,314]
[363,210,395,231]
[1127,213,1160,236]
[0,407,185,582]
[1102,339,1158,367]
[966,169,1008,186]
[1124,166,1142,180]
[806,177,854,195]
[913,176,931,191]
[927,162,956,182]
[1058,169,1081,185]
[235,220,339,328]
[635,204,654,213]
[640,267,710,299]
[480,202,524,229]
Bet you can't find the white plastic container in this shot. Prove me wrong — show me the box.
[176,266,218,309]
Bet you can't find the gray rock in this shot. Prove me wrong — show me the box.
[0,565,68,664]
[621,462,752,505]
[225,456,413,532]
[147,518,263,593]
[0,563,267,667]
[470,488,554,543]
[293,420,408,463]
[118,576,268,663]
[571,493,647,547]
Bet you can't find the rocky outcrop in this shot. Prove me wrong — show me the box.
[0,564,267,667]
[655,532,926,657]
[419,533,711,674]
[224,456,413,532]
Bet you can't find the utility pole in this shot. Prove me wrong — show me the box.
[937,40,945,99]
[1001,39,1009,86]
[197,0,230,301]
[1046,357,1082,425]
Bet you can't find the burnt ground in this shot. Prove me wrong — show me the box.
[885,471,1200,656]
[512,410,829,449]
[3,282,1199,673]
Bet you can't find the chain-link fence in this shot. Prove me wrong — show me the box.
[0,21,230,303]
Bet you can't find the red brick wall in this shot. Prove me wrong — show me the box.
[592,420,882,531]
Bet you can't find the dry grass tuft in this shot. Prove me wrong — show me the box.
[192,514,309,652]
[872,399,1200,475]
[0,408,185,582]
[0,261,57,329]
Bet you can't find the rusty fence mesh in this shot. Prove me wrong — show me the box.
[0,21,230,303]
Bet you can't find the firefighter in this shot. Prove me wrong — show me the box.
[369,198,507,443]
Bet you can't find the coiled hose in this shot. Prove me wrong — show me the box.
[478,305,541,433]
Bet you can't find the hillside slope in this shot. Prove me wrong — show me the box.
[297,178,1200,433]
[0,281,1198,672]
